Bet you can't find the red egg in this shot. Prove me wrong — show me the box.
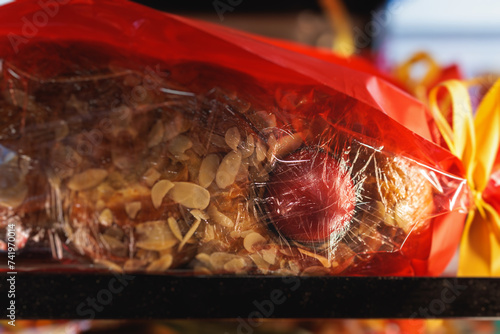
[266,148,355,242]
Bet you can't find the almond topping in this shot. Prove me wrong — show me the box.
[224,258,246,272]
[216,150,242,189]
[135,220,178,251]
[207,204,234,228]
[146,254,173,272]
[261,248,277,265]
[190,209,209,221]
[167,217,183,241]
[243,232,266,253]
[274,133,303,159]
[240,134,255,158]
[151,180,174,209]
[225,127,241,151]
[143,167,161,187]
[255,140,267,162]
[94,259,123,273]
[168,135,192,160]
[168,182,210,209]
[148,120,164,148]
[178,218,201,251]
[298,248,332,268]
[67,169,108,191]
[98,209,114,226]
[196,253,212,268]
[209,252,238,271]
[198,154,220,188]
[125,201,142,219]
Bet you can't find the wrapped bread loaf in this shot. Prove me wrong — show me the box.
[0,40,466,275]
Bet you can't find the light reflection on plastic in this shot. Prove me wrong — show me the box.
[0,145,16,164]
[159,88,195,96]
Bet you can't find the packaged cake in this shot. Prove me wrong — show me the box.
[0,0,469,275]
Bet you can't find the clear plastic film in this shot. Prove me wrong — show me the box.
[0,1,469,275]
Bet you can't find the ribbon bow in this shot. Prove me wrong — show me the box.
[429,78,500,276]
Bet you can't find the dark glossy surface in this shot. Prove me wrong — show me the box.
[1,275,499,319]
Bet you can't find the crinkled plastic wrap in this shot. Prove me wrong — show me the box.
[0,0,469,275]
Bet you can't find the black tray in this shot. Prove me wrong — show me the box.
[1,274,499,319]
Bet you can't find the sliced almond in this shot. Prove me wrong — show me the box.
[94,259,123,273]
[98,209,114,226]
[194,266,213,275]
[288,260,301,275]
[202,224,215,242]
[240,134,255,158]
[216,150,242,189]
[255,140,267,162]
[148,120,164,148]
[224,257,247,272]
[168,135,192,160]
[135,220,178,251]
[301,266,330,276]
[151,179,174,209]
[210,252,238,271]
[190,209,209,221]
[136,238,177,251]
[225,127,241,151]
[143,167,161,187]
[178,218,201,251]
[207,205,234,228]
[196,253,213,268]
[274,133,303,159]
[250,253,270,274]
[261,248,277,265]
[67,169,108,191]
[240,230,255,238]
[198,154,220,188]
[167,217,183,241]
[146,254,173,272]
[100,234,126,257]
[298,248,332,268]
[229,231,241,239]
[254,110,277,128]
[168,182,210,209]
[123,259,147,271]
[243,232,267,253]
[164,113,184,141]
[266,134,277,162]
[125,201,142,219]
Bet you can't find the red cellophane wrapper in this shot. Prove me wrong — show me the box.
[0,0,469,276]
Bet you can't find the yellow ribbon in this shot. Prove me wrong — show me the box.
[428,78,500,276]
[394,52,442,101]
